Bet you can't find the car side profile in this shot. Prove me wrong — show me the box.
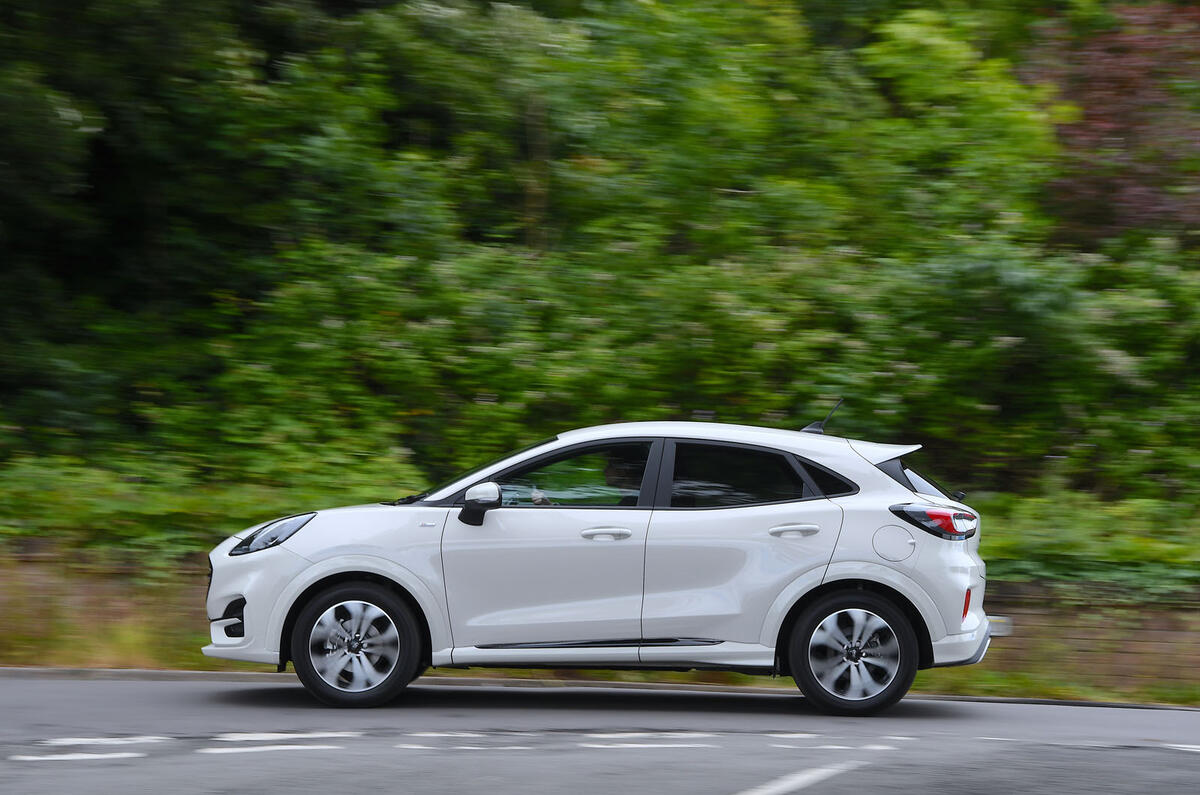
[203,421,991,715]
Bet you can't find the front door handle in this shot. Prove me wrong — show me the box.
[581,527,632,541]
[769,523,821,538]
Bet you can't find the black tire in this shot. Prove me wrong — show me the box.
[291,582,422,707]
[788,590,918,716]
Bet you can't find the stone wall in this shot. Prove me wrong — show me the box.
[982,584,1200,693]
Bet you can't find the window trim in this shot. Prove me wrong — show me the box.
[653,438,852,511]
[441,437,665,510]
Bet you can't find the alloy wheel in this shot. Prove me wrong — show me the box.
[807,608,901,701]
[307,600,401,693]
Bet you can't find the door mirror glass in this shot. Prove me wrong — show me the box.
[459,481,502,526]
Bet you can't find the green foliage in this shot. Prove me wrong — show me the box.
[0,452,425,564]
[977,492,1200,597]
[0,1,1198,589]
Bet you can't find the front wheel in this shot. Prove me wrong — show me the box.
[788,591,918,715]
[291,582,421,707]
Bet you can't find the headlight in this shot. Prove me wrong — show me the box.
[229,513,315,556]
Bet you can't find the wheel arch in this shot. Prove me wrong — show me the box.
[774,579,934,673]
[279,571,434,670]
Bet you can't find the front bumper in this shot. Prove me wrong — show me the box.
[201,536,310,665]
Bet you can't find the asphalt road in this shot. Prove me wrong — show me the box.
[1,673,1197,795]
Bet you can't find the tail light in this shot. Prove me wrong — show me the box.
[890,503,978,540]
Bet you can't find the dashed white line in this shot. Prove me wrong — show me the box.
[881,735,915,741]
[40,736,169,746]
[732,760,867,795]
[765,733,820,739]
[406,731,486,738]
[584,732,717,739]
[578,742,719,749]
[10,752,147,762]
[976,737,1023,742]
[196,744,343,755]
[213,731,362,742]
[394,743,532,751]
[1164,744,1200,753]
[770,744,893,751]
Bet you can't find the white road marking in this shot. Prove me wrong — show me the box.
[976,737,1023,742]
[407,731,486,738]
[770,744,894,751]
[578,742,719,749]
[395,744,436,750]
[10,752,147,762]
[882,735,915,741]
[213,731,362,742]
[731,760,867,795]
[41,736,169,746]
[584,732,717,738]
[765,733,820,739]
[196,744,342,755]
[449,745,533,751]
[1164,744,1200,753]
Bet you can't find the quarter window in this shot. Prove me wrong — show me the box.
[799,461,857,497]
[670,443,807,508]
[496,442,651,507]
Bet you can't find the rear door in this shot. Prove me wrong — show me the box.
[640,440,844,650]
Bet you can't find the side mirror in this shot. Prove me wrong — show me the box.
[459,481,502,526]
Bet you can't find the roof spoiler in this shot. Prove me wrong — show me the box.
[847,439,923,465]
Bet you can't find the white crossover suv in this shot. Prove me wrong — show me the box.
[204,421,991,714]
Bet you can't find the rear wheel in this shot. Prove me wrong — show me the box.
[291,582,421,707]
[788,590,918,715]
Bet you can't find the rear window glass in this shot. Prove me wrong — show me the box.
[878,458,952,499]
[904,466,950,499]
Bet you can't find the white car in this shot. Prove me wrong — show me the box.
[204,420,991,714]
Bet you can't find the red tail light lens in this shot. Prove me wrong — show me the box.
[890,504,978,540]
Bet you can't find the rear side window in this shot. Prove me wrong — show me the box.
[670,443,807,507]
[798,461,857,497]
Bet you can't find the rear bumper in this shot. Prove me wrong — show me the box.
[930,615,992,667]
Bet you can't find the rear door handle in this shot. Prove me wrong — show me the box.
[769,523,821,538]
[581,527,632,541]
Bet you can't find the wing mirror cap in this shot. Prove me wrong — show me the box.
[459,481,502,526]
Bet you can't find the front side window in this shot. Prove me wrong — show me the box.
[670,442,807,508]
[496,442,652,507]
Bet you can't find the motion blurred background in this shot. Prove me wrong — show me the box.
[0,1,1196,703]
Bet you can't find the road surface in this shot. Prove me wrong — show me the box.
[1,673,1197,794]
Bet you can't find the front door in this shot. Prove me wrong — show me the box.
[441,439,661,653]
